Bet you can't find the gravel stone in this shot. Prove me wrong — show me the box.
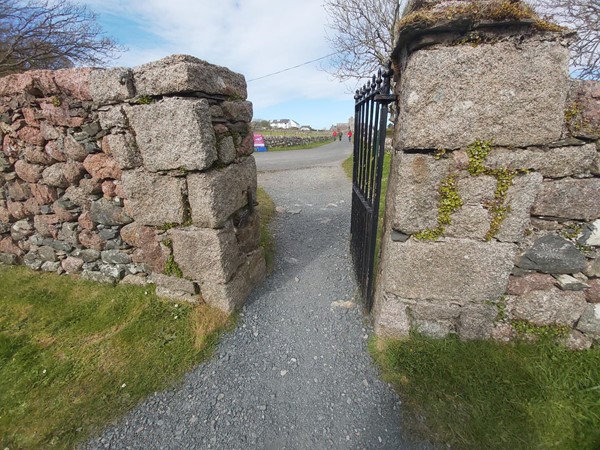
[81,141,432,449]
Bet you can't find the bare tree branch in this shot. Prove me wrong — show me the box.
[323,0,403,81]
[531,0,600,79]
[0,0,123,76]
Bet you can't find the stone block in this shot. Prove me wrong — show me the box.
[585,279,600,303]
[42,162,85,188]
[507,289,586,326]
[373,292,411,338]
[126,98,217,172]
[23,146,55,165]
[97,105,128,130]
[457,303,497,340]
[121,170,185,226]
[516,235,586,274]
[397,39,569,149]
[389,153,450,234]
[486,145,597,178]
[14,160,44,183]
[234,209,261,254]
[188,157,257,228]
[444,206,490,241]
[133,54,247,99]
[221,101,253,123]
[217,136,237,165]
[62,256,84,273]
[382,238,516,302]
[496,172,543,243]
[90,68,135,105]
[81,270,117,285]
[507,273,555,296]
[170,224,245,284]
[90,198,132,226]
[150,273,199,303]
[83,153,122,180]
[103,133,142,169]
[569,80,600,134]
[563,330,593,351]
[52,67,93,101]
[576,303,600,338]
[532,178,600,221]
[200,248,265,312]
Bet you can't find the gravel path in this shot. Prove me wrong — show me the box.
[83,148,431,449]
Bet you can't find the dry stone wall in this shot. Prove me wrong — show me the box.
[0,55,265,312]
[375,17,600,349]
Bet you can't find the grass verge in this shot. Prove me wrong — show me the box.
[0,265,231,449]
[372,335,600,450]
[256,186,276,273]
[268,139,332,152]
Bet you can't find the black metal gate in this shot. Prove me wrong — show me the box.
[350,66,394,311]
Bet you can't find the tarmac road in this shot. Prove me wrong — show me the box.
[254,138,353,172]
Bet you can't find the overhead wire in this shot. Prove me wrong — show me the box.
[247,52,337,82]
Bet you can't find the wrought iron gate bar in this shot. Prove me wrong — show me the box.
[350,65,395,311]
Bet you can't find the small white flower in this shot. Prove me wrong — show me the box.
[174,315,178,320]
[42,369,47,374]
[121,383,127,388]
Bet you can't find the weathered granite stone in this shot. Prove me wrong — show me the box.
[0,236,23,256]
[532,178,600,221]
[516,235,586,274]
[120,274,147,286]
[90,198,132,226]
[389,153,450,234]
[33,214,60,238]
[382,239,516,301]
[444,206,490,241]
[121,170,185,226]
[78,230,104,250]
[553,274,590,291]
[563,329,593,351]
[90,68,135,105]
[97,105,128,130]
[569,79,600,134]
[126,98,217,172]
[63,135,89,162]
[506,273,555,295]
[373,293,411,338]
[585,279,600,303]
[61,256,84,273]
[221,101,253,123]
[23,146,55,166]
[133,54,247,99]
[397,38,569,149]
[496,172,543,243]
[101,250,131,265]
[40,261,60,272]
[217,136,237,165]
[507,289,586,326]
[120,223,168,273]
[578,219,600,247]
[38,245,56,262]
[0,253,17,265]
[42,162,85,188]
[102,133,141,169]
[7,180,31,201]
[234,209,260,254]
[11,219,34,240]
[486,145,597,178]
[83,153,122,180]
[413,319,454,338]
[71,248,100,263]
[170,224,244,284]
[151,273,199,303]
[200,248,265,312]
[14,160,44,183]
[23,252,42,270]
[491,323,515,342]
[576,303,600,338]
[81,270,117,285]
[99,263,126,279]
[188,157,257,228]
[29,184,58,205]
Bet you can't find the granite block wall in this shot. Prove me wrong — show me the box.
[0,55,265,312]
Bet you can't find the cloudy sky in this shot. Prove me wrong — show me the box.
[77,0,363,130]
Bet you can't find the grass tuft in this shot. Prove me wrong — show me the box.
[372,335,600,450]
[0,265,230,449]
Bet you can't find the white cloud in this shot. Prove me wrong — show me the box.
[78,0,356,112]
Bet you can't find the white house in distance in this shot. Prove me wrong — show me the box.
[269,119,300,129]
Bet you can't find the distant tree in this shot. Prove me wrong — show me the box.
[0,0,122,76]
[323,0,402,81]
[532,0,600,80]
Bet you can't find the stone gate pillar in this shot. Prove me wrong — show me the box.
[374,1,600,347]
